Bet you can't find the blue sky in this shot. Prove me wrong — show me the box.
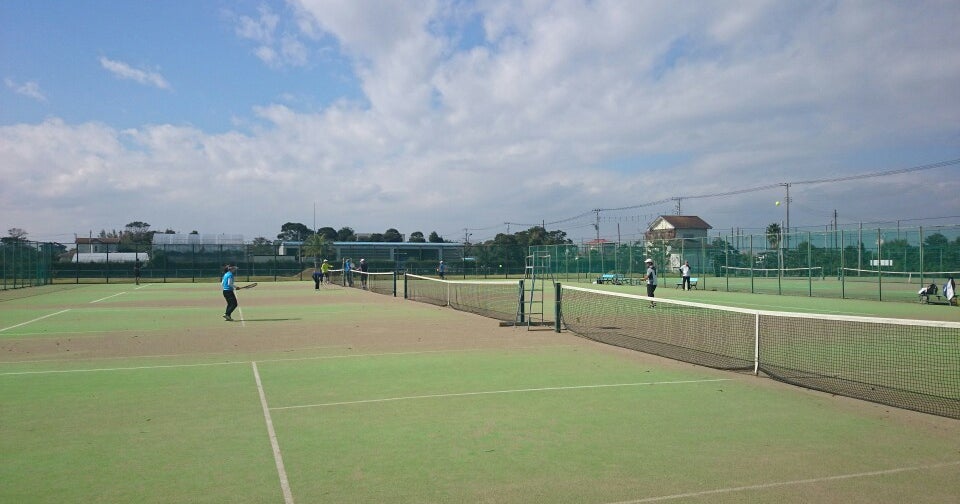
[2,1,959,244]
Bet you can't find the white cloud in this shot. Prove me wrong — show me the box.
[234,4,309,68]
[4,78,47,102]
[99,57,171,90]
[3,1,960,242]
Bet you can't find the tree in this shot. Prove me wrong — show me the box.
[6,228,27,242]
[316,227,338,241]
[2,228,27,245]
[383,228,403,242]
[408,231,426,243]
[428,231,445,243]
[765,223,782,250]
[368,233,384,242]
[337,227,356,241]
[278,222,312,241]
[123,221,154,250]
[251,237,274,255]
[302,234,332,267]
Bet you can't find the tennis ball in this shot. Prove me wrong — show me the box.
[775,201,780,206]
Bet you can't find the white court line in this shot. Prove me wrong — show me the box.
[0,360,242,376]
[0,346,577,375]
[0,309,71,333]
[252,362,294,504]
[608,460,960,504]
[272,378,732,411]
[256,345,577,365]
[237,306,245,327]
[89,292,126,303]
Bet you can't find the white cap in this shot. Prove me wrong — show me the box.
[644,258,653,264]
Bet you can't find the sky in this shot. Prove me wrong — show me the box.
[2,0,959,245]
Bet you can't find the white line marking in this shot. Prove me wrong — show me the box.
[608,460,960,503]
[89,292,126,303]
[0,309,71,333]
[237,306,245,327]
[0,360,241,376]
[272,378,732,410]
[0,346,577,375]
[252,362,294,504]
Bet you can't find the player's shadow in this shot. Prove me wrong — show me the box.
[241,318,302,322]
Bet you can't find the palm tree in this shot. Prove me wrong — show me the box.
[302,234,331,268]
[765,223,782,250]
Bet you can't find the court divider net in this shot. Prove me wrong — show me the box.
[560,285,960,419]
[404,274,522,322]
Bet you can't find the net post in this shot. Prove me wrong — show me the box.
[518,279,525,324]
[392,271,397,297]
[554,282,562,333]
[403,273,408,299]
[753,313,760,376]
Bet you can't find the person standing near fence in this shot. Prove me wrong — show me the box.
[134,259,142,286]
[222,264,238,321]
[680,260,691,291]
[359,258,369,289]
[320,259,331,286]
[642,258,657,307]
[312,265,322,290]
[437,260,446,279]
[344,258,354,287]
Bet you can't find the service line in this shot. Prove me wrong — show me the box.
[271,378,732,411]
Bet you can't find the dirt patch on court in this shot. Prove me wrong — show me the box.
[0,293,565,362]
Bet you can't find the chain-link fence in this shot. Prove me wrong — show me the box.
[7,225,959,304]
[1,240,55,290]
[532,224,960,303]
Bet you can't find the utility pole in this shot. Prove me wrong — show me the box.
[673,197,682,215]
[593,209,601,243]
[781,183,792,249]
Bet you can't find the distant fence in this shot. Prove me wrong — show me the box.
[531,224,960,303]
[5,225,958,304]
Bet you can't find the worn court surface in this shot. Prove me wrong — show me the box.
[1,282,959,503]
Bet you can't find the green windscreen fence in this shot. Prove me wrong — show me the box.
[1,241,54,290]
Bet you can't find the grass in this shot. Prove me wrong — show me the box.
[1,281,959,503]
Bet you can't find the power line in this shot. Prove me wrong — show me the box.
[535,158,960,225]
[460,158,960,240]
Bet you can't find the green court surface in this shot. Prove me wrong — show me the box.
[1,282,958,503]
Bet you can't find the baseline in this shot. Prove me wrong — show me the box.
[0,309,71,333]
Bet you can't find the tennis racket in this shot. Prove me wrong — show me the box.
[236,282,258,290]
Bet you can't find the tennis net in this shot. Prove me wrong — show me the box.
[560,285,960,419]
[404,274,522,322]
[721,266,824,278]
[840,268,960,284]
[355,271,397,296]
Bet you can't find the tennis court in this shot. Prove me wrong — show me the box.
[2,281,959,503]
